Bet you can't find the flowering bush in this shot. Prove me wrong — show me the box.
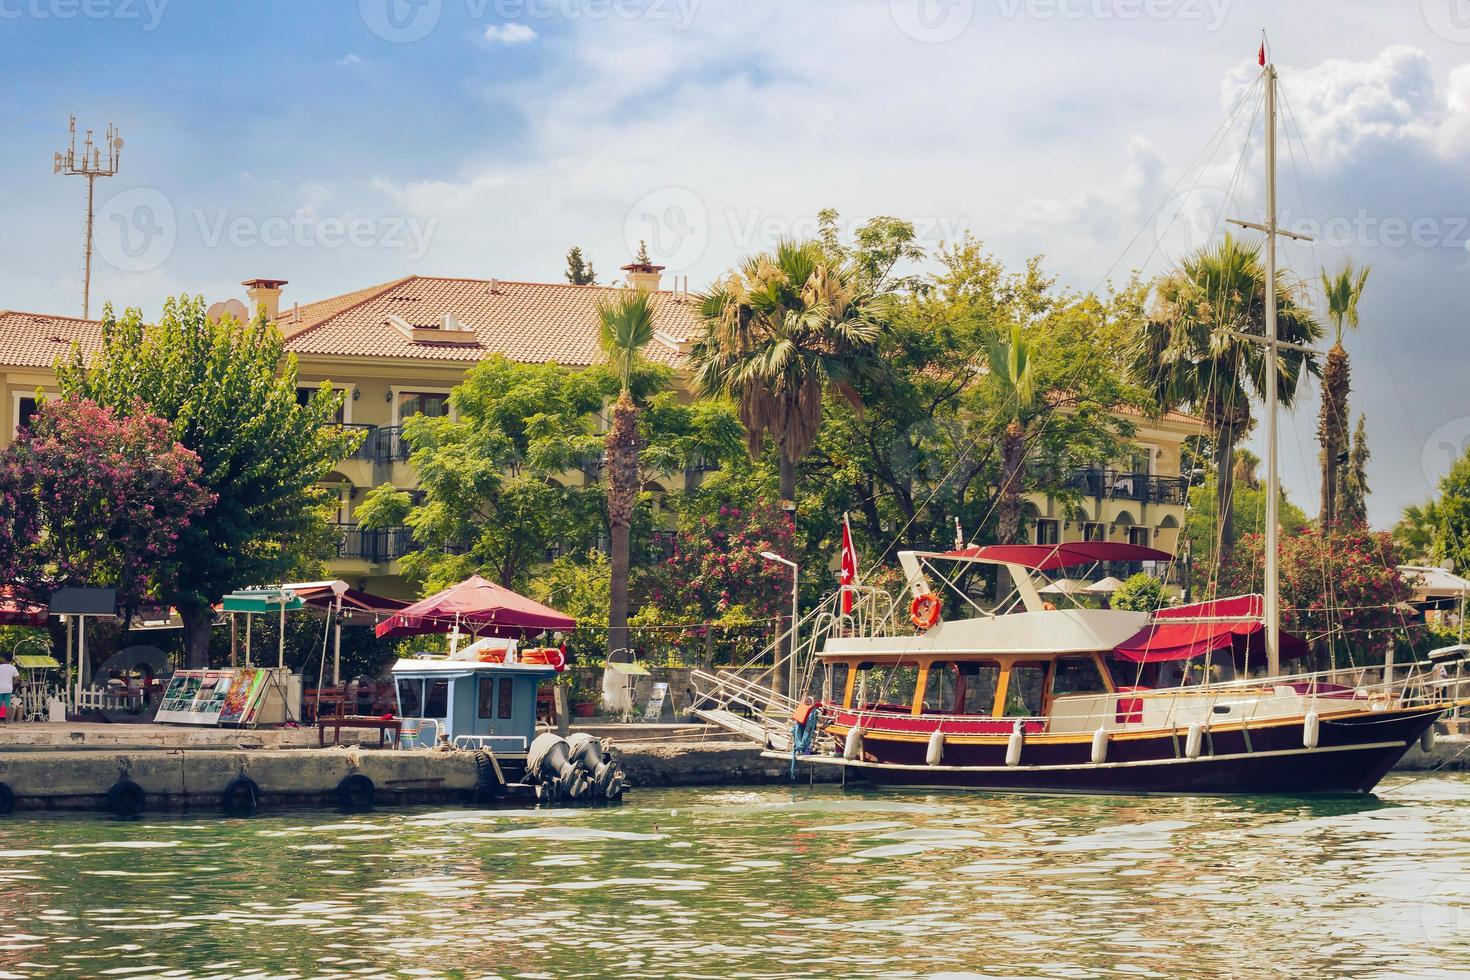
[0,396,214,606]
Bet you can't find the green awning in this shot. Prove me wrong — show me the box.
[15,655,59,669]
[606,661,651,676]
[222,591,307,614]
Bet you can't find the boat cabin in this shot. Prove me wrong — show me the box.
[390,639,562,753]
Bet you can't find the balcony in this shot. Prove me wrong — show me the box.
[334,524,415,564]
[375,425,414,465]
[1067,468,1188,506]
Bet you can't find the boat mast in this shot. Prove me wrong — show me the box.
[1263,59,1280,676]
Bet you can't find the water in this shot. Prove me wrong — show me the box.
[0,775,1468,979]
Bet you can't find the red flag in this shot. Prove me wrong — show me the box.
[839,514,860,615]
[1258,42,1266,67]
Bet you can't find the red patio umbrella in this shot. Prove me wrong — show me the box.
[374,575,576,639]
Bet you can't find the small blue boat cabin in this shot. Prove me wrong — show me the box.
[390,638,559,755]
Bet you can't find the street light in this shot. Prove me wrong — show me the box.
[761,551,799,697]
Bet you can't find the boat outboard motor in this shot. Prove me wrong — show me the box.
[526,732,590,801]
[567,732,626,801]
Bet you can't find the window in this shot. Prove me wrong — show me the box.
[857,664,921,711]
[921,664,959,713]
[478,678,497,719]
[1035,519,1060,546]
[1004,665,1048,717]
[298,386,347,424]
[497,677,515,719]
[397,391,450,421]
[958,663,1001,715]
[1083,522,1105,542]
[397,679,423,718]
[424,679,449,718]
[1128,526,1151,547]
[1053,657,1107,695]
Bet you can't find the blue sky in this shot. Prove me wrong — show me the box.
[3,0,1470,530]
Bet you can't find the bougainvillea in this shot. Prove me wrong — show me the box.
[1216,526,1411,660]
[0,396,214,608]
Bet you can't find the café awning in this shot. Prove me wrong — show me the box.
[376,575,576,639]
[1114,595,1311,664]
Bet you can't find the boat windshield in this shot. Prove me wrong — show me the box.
[1107,652,1240,690]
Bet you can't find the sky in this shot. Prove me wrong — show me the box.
[2,0,1469,530]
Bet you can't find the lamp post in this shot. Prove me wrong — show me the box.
[761,551,799,698]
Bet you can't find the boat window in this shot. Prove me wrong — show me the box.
[497,677,515,719]
[397,679,423,718]
[872,664,921,711]
[1004,665,1047,717]
[1053,657,1107,695]
[477,678,496,719]
[960,664,1000,715]
[424,679,449,718]
[922,664,959,713]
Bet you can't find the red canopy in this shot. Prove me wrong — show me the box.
[0,591,47,627]
[1114,595,1311,664]
[941,542,1174,571]
[375,575,576,639]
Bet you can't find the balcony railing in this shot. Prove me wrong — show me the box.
[1067,468,1188,505]
[335,524,415,564]
[333,423,379,462]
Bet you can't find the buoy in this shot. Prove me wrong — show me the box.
[1303,711,1320,749]
[0,781,14,816]
[843,727,864,761]
[105,779,146,818]
[1005,721,1024,767]
[1185,723,1203,760]
[335,773,375,812]
[926,728,944,766]
[1421,726,1437,753]
[220,776,259,817]
[1091,727,1108,765]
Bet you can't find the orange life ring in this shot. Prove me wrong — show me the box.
[909,593,942,631]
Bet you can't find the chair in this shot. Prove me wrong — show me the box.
[396,718,422,749]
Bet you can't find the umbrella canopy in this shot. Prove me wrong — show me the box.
[1114,595,1310,664]
[1038,578,1088,595]
[375,575,576,640]
[1084,576,1127,595]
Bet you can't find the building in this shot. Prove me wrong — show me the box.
[0,268,1200,598]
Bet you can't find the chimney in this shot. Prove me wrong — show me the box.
[620,242,665,291]
[242,278,288,321]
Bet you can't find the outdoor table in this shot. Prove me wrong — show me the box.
[318,714,401,748]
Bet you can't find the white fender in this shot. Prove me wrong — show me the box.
[1420,726,1436,753]
[1303,711,1320,749]
[1185,723,1203,760]
[1091,726,1108,765]
[843,727,864,761]
[1005,721,1024,768]
[926,728,944,767]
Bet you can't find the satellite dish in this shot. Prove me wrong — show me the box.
[206,299,249,324]
[113,136,124,150]
[206,302,228,324]
[1441,558,1456,573]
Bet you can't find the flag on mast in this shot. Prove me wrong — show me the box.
[839,514,861,615]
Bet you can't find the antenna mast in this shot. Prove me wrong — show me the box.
[54,115,124,319]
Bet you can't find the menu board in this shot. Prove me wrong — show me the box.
[157,668,271,726]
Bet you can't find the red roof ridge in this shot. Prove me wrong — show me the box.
[0,309,103,326]
[277,276,414,342]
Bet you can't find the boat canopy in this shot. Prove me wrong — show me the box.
[1114,595,1311,663]
[922,542,1173,571]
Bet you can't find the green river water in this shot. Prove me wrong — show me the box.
[0,774,1467,979]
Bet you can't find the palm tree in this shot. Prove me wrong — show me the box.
[597,289,656,661]
[690,239,882,507]
[987,323,1037,545]
[1317,262,1369,528]
[1137,234,1321,557]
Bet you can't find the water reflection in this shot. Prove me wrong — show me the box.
[0,774,1463,977]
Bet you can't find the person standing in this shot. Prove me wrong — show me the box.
[0,652,19,723]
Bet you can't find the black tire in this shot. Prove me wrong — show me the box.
[336,773,375,812]
[0,781,14,816]
[106,779,145,818]
[471,749,505,804]
[220,776,259,817]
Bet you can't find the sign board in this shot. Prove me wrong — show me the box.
[48,587,117,616]
[156,668,271,726]
[643,682,669,721]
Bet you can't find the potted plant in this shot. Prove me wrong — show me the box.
[571,679,600,718]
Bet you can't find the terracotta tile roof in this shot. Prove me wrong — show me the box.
[0,310,104,368]
[279,276,699,368]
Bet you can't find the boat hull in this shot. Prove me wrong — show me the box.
[821,706,1443,796]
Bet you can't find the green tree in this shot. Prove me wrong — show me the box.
[598,290,657,658]
[527,550,610,666]
[1317,262,1369,528]
[565,246,597,286]
[55,298,360,666]
[988,323,1037,545]
[1111,573,1164,612]
[690,239,882,507]
[1137,234,1321,560]
[1336,413,1370,527]
[1185,471,1308,590]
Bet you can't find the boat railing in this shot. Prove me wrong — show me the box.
[688,667,801,751]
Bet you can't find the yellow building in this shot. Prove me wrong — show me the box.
[0,269,1200,598]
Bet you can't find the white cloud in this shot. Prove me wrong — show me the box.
[484,23,537,45]
[336,53,364,68]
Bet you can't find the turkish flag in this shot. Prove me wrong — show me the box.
[839,514,860,615]
[1258,42,1266,67]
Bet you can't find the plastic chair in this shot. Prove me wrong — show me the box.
[396,718,422,749]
